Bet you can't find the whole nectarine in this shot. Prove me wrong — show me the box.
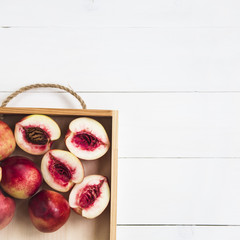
[0,121,16,161]
[28,190,70,232]
[0,156,42,199]
[0,189,15,230]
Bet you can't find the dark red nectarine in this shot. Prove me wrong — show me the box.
[28,190,70,233]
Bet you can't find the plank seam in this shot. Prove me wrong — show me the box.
[2,26,240,29]
[118,157,240,159]
[117,224,240,227]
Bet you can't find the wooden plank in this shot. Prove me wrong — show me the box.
[0,28,240,92]
[117,158,240,224]
[0,92,240,158]
[0,0,240,27]
[117,226,240,240]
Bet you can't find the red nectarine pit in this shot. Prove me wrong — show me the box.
[23,126,50,145]
[72,130,105,151]
[48,153,75,187]
[78,180,104,209]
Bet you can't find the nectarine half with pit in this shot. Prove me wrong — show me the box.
[65,117,110,160]
[41,149,84,192]
[69,175,110,219]
[15,114,61,155]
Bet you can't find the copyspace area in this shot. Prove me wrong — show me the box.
[1,1,240,239]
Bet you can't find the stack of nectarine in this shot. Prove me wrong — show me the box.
[0,115,111,233]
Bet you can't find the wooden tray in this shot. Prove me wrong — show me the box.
[0,107,118,240]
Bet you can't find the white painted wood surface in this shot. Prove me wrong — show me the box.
[0,0,240,28]
[117,226,240,240]
[117,158,240,224]
[1,0,240,239]
[1,28,240,92]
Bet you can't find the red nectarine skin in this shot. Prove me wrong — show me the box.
[78,180,104,209]
[0,189,15,230]
[28,190,70,233]
[0,121,16,161]
[1,156,42,198]
[48,153,76,187]
[72,130,105,151]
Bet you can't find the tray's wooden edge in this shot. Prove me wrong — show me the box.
[110,110,118,240]
[0,107,113,117]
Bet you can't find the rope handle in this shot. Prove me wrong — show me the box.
[1,83,87,109]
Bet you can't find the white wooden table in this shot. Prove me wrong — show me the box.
[1,1,240,239]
